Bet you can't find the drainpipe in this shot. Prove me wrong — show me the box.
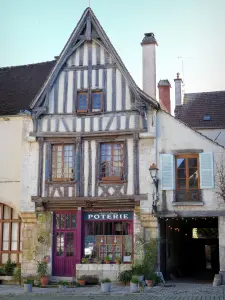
[155,110,161,272]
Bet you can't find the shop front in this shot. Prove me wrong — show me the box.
[52,210,134,279]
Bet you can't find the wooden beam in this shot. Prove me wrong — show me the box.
[64,64,116,71]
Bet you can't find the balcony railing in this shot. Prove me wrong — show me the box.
[173,189,202,202]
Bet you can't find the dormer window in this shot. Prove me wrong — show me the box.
[92,91,103,112]
[203,115,211,121]
[77,92,88,113]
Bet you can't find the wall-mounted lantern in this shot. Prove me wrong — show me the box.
[149,163,159,213]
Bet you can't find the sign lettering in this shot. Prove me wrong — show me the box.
[84,212,133,221]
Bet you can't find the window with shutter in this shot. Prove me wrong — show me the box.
[199,152,214,189]
[175,154,200,202]
[160,154,175,190]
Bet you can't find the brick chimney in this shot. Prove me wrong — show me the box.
[141,33,158,98]
[158,79,171,113]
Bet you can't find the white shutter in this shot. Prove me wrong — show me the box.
[160,154,175,190]
[199,152,214,189]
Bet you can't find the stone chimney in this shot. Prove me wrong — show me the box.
[141,33,158,99]
[158,80,171,113]
[174,73,182,106]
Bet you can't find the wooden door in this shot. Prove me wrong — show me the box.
[53,213,76,277]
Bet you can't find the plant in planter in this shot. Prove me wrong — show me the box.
[23,279,33,293]
[132,264,145,282]
[37,261,49,286]
[118,270,133,286]
[104,256,111,264]
[13,266,21,285]
[101,278,111,293]
[81,257,88,264]
[115,257,121,264]
[130,276,139,293]
[77,275,86,286]
[58,280,69,292]
[4,259,16,276]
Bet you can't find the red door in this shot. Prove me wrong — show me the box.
[53,212,76,277]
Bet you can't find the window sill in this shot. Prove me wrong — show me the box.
[172,201,204,206]
[46,180,77,185]
[99,180,127,185]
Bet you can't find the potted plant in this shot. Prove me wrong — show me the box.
[23,279,33,293]
[77,275,86,286]
[81,257,88,264]
[145,272,158,287]
[37,261,49,286]
[1,259,16,281]
[130,276,139,293]
[132,264,145,282]
[118,270,133,286]
[101,278,111,292]
[115,257,121,265]
[104,256,111,264]
[58,280,68,292]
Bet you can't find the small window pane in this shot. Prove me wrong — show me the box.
[177,158,185,169]
[189,169,198,188]
[66,215,71,229]
[177,179,186,189]
[177,169,186,179]
[188,158,197,168]
[78,94,87,110]
[71,215,76,228]
[56,214,60,229]
[11,223,18,250]
[61,215,65,228]
[4,206,11,219]
[3,223,9,250]
[56,232,64,256]
[92,93,102,110]
[66,232,74,256]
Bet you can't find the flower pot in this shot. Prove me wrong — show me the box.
[77,280,86,286]
[145,279,153,287]
[130,282,138,293]
[40,276,49,286]
[101,282,111,293]
[104,261,110,264]
[24,283,32,293]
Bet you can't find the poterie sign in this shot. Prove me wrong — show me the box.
[84,212,133,221]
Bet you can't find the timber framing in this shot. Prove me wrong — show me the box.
[31,195,139,210]
[30,129,151,138]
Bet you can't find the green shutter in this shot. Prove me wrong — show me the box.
[160,154,175,190]
[199,152,214,189]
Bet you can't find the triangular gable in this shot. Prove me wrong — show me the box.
[30,7,159,111]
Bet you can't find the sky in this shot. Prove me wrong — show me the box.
[0,0,225,113]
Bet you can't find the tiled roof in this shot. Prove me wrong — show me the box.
[175,91,225,129]
[0,60,55,115]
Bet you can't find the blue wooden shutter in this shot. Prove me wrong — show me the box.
[160,154,175,190]
[199,152,214,189]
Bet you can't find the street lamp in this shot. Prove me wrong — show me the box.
[149,163,159,213]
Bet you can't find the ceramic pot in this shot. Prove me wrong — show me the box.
[145,279,153,287]
[130,282,138,293]
[24,283,32,293]
[77,279,86,286]
[40,276,49,286]
[101,282,111,292]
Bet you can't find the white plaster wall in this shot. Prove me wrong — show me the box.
[198,128,225,147]
[142,44,156,98]
[0,117,23,213]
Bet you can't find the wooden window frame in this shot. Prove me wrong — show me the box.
[0,203,21,265]
[175,153,200,201]
[52,144,74,182]
[100,142,124,182]
[77,92,88,113]
[92,91,103,112]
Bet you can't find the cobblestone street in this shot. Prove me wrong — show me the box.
[1,283,225,299]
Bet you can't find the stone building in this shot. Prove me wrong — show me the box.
[0,7,225,283]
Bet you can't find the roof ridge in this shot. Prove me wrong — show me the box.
[184,90,225,96]
[0,60,55,70]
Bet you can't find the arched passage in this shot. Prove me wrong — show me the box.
[0,203,21,264]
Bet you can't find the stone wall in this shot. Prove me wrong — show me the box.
[76,264,131,282]
[21,212,53,278]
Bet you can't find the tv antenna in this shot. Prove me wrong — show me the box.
[177,56,192,92]
[89,0,91,7]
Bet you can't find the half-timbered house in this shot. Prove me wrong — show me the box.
[2,6,225,284]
